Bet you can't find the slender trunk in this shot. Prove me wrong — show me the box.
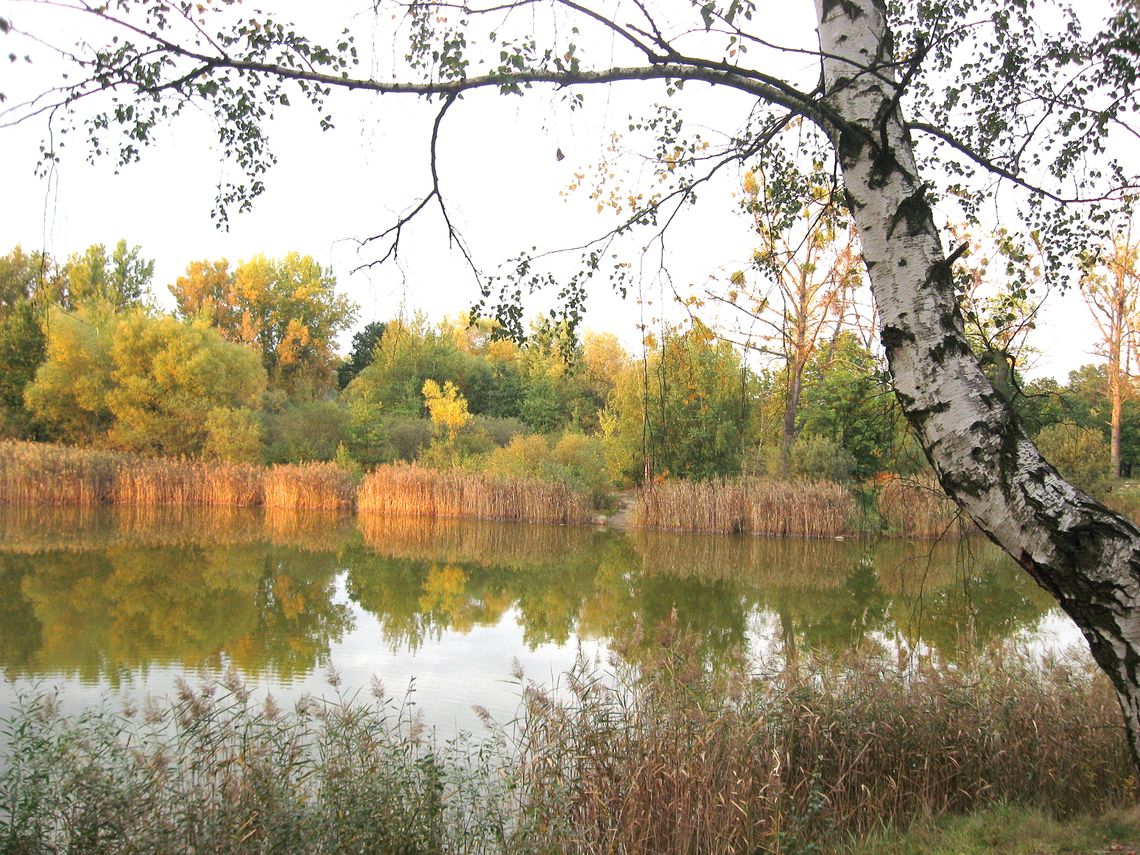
[816,0,1140,770]
[1111,284,1125,480]
[779,359,805,474]
[1112,352,1123,480]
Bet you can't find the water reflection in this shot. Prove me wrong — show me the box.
[0,507,1059,686]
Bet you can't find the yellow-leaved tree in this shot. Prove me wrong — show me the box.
[171,253,356,397]
[421,379,471,446]
[25,306,266,456]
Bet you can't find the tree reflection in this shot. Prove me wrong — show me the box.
[0,536,350,682]
[0,507,1061,684]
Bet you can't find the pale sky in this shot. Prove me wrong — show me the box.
[0,0,1110,381]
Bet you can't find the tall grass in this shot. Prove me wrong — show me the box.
[263,462,357,510]
[0,441,267,508]
[0,673,513,854]
[114,458,264,506]
[0,441,122,505]
[877,475,971,539]
[0,443,592,526]
[358,463,593,526]
[634,476,857,537]
[1,636,1131,854]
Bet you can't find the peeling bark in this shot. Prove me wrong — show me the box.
[815,0,1140,769]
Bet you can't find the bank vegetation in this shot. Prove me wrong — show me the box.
[1,629,1129,854]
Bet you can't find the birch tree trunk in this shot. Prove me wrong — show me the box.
[780,358,806,474]
[815,0,1140,766]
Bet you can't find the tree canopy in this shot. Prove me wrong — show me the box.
[171,253,357,396]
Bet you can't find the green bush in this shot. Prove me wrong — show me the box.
[1035,423,1111,495]
[790,435,856,483]
[550,433,612,507]
[203,406,264,462]
[264,399,349,463]
[472,415,526,447]
[383,415,433,462]
[476,433,615,508]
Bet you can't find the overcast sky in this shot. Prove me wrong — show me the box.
[0,0,1110,380]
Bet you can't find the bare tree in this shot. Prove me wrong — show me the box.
[950,224,1047,402]
[1082,222,1140,479]
[709,161,863,472]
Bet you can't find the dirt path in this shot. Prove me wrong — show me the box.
[602,491,637,531]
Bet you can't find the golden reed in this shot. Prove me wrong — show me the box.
[0,442,594,526]
[357,462,592,525]
[633,476,856,538]
[876,474,972,539]
[262,462,356,510]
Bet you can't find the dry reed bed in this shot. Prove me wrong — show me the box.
[0,441,265,507]
[114,458,264,506]
[263,463,357,510]
[877,475,973,539]
[634,476,857,538]
[517,635,1131,853]
[0,441,123,505]
[358,463,593,526]
[1,443,594,527]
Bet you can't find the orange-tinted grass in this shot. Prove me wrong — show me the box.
[358,463,592,525]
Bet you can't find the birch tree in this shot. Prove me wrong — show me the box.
[5,0,1140,764]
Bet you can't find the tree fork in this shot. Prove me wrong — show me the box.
[816,0,1140,771]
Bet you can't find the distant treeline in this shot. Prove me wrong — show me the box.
[0,242,1132,503]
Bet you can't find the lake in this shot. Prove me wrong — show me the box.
[0,505,1081,735]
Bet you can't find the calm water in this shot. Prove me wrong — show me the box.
[0,506,1079,733]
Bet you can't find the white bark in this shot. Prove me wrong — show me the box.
[814,0,1140,766]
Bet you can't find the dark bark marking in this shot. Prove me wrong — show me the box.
[879,323,916,353]
[822,0,866,19]
[869,144,904,189]
[929,334,972,365]
[897,257,908,267]
[909,399,951,427]
[939,465,988,500]
[838,128,868,165]
[887,187,933,238]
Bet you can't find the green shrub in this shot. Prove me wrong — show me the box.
[264,399,349,464]
[1035,423,1111,495]
[472,415,526,447]
[550,433,612,507]
[476,433,615,509]
[382,415,433,462]
[203,406,264,463]
[790,434,857,483]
